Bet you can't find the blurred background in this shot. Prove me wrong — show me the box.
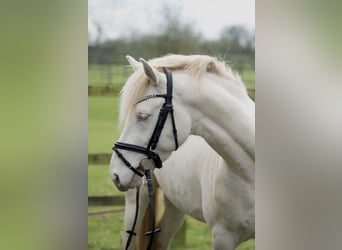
[88,0,255,88]
[88,0,254,249]
[2,1,341,250]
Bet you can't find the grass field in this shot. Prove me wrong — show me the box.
[239,68,254,89]
[88,68,255,249]
[88,96,120,153]
[89,64,133,87]
[88,164,254,250]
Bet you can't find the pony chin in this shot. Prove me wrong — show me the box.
[114,171,143,192]
[128,173,143,189]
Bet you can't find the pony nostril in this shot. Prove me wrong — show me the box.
[113,174,120,185]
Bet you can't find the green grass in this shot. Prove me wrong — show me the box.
[88,165,123,196]
[89,64,133,86]
[88,96,120,153]
[180,217,212,249]
[88,209,211,250]
[237,239,255,250]
[240,68,255,89]
[88,207,253,250]
[88,206,124,250]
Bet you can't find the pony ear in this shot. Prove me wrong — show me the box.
[206,61,215,72]
[126,55,140,71]
[139,58,165,86]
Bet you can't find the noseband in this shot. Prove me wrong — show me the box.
[112,68,179,176]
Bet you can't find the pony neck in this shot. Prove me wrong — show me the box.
[177,76,255,174]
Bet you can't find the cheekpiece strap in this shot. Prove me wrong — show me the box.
[163,68,173,105]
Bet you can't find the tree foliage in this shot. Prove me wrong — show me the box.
[89,3,254,67]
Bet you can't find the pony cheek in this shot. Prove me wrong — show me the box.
[157,150,172,163]
[175,115,192,145]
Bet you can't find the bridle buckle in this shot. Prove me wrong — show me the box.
[140,158,155,171]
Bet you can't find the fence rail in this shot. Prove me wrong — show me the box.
[89,153,112,165]
[88,63,254,87]
[88,85,122,96]
[88,208,125,216]
[88,195,124,206]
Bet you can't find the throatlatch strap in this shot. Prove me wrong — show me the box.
[164,68,173,104]
[170,109,179,149]
[146,69,178,151]
[163,68,178,149]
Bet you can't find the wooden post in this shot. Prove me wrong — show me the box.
[107,63,112,86]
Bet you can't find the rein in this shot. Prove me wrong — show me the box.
[112,69,178,250]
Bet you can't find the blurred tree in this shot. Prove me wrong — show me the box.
[155,1,202,55]
[219,26,254,52]
[159,1,183,34]
[88,2,254,68]
[94,22,103,46]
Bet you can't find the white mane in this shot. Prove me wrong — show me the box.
[119,54,243,125]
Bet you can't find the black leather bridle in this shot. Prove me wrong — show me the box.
[112,68,178,177]
[112,68,178,250]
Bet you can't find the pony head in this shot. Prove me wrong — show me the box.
[110,54,252,191]
[110,55,192,191]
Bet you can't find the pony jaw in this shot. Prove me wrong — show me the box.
[113,169,143,191]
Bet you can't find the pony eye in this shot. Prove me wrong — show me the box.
[136,112,151,122]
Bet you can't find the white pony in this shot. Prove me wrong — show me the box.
[110,54,255,249]
[123,135,254,250]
